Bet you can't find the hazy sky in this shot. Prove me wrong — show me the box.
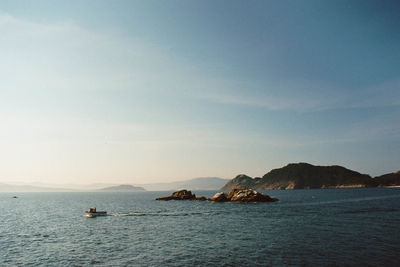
[1,0,399,184]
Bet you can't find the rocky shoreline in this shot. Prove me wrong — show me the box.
[156,189,278,203]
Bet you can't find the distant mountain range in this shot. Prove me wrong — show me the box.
[136,177,230,191]
[1,166,398,192]
[221,163,400,190]
[98,184,146,192]
[0,177,229,192]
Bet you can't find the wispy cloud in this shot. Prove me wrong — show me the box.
[197,78,400,112]
[1,13,399,183]
[0,13,189,95]
[3,13,398,114]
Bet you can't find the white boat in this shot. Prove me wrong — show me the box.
[85,207,107,217]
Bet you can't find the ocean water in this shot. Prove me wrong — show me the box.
[1,188,399,266]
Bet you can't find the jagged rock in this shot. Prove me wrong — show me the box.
[156,189,206,201]
[227,189,278,202]
[156,189,277,203]
[210,189,278,203]
[209,192,228,202]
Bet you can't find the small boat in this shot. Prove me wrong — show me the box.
[12,196,18,198]
[85,207,107,217]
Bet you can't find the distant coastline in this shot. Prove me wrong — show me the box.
[1,163,399,192]
[97,184,146,192]
[0,177,229,192]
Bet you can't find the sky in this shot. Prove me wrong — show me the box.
[1,0,399,184]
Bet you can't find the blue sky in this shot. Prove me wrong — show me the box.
[0,0,399,184]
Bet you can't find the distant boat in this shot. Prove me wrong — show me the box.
[12,196,18,198]
[85,207,107,218]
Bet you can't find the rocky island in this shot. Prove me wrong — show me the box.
[156,190,207,201]
[221,163,394,190]
[209,189,278,202]
[156,189,278,203]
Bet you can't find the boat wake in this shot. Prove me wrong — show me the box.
[110,211,211,217]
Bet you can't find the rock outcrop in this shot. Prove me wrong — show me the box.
[210,189,278,203]
[209,192,228,202]
[156,189,278,203]
[156,190,207,201]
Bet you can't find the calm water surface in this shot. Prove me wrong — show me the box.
[1,188,399,266]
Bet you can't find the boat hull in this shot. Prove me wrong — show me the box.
[85,211,107,217]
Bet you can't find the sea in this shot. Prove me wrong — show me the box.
[1,188,399,266]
